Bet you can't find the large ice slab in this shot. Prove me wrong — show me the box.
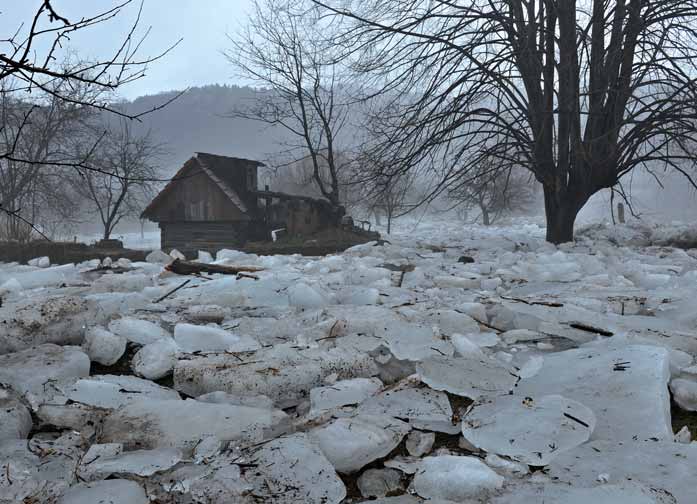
[670,378,697,411]
[173,322,260,353]
[0,344,90,405]
[0,295,96,353]
[78,446,182,481]
[380,321,455,361]
[82,326,126,366]
[462,394,596,466]
[101,398,286,451]
[241,433,346,504]
[0,386,32,440]
[174,344,378,408]
[309,377,383,416]
[108,317,171,345]
[515,344,672,441]
[310,414,410,473]
[65,375,180,409]
[493,482,679,504]
[546,439,697,504]
[58,479,148,504]
[132,337,180,379]
[412,455,504,501]
[417,355,518,399]
[357,386,458,434]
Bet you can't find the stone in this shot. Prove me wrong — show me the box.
[357,468,404,498]
[405,431,435,457]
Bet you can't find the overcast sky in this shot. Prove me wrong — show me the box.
[1,0,254,99]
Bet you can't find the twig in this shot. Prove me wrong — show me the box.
[501,296,564,308]
[154,279,191,303]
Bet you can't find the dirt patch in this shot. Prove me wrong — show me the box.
[672,397,697,435]
[89,344,140,376]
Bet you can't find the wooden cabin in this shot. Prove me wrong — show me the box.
[141,152,342,254]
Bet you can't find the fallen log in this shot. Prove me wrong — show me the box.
[165,258,264,276]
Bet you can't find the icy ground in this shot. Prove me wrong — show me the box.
[1,218,697,503]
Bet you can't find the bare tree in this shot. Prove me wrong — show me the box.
[0,1,179,236]
[226,0,353,217]
[313,0,697,243]
[0,79,96,240]
[449,163,535,226]
[73,119,162,241]
[355,150,418,233]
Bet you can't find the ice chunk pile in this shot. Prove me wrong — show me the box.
[1,217,696,502]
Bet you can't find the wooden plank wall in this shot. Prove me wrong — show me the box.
[160,221,253,254]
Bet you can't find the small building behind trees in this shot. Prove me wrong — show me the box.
[141,152,345,254]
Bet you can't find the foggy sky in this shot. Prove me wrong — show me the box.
[0,0,254,99]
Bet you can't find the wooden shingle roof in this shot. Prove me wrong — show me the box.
[140,153,264,220]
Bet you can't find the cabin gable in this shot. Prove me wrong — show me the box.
[143,158,249,223]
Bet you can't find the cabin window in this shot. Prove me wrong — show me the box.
[246,167,256,190]
[188,200,206,220]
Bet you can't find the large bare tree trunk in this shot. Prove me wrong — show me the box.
[543,185,585,245]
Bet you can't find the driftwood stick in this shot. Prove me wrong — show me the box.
[166,258,264,276]
[155,279,191,303]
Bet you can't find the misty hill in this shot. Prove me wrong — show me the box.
[121,84,291,176]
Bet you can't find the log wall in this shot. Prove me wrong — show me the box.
[160,221,263,254]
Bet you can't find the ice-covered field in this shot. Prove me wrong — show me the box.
[1,217,697,503]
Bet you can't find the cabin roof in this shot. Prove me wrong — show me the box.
[141,153,264,220]
[251,189,334,208]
